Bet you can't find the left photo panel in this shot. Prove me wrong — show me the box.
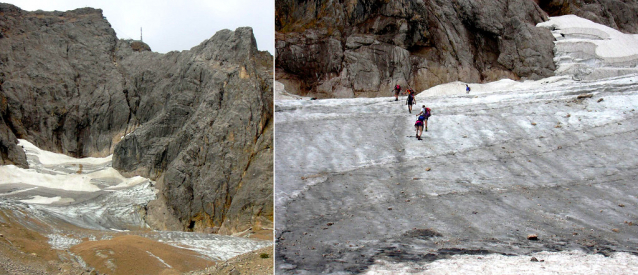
[0,0,274,274]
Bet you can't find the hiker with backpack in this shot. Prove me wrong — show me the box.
[394,84,401,101]
[415,115,424,140]
[466,84,471,94]
[417,105,431,132]
[406,89,416,113]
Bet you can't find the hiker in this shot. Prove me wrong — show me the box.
[466,84,471,94]
[394,84,401,101]
[406,89,416,113]
[417,105,431,132]
[415,115,424,140]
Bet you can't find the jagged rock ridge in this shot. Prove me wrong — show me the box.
[0,3,273,235]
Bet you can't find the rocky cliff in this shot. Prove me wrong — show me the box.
[276,0,638,98]
[276,0,557,98]
[0,3,272,235]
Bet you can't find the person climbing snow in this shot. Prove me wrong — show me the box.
[394,84,401,101]
[415,114,424,140]
[417,105,431,132]
[406,89,416,113]
[466,84,471,94]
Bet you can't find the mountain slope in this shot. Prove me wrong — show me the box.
[0,3,272,235]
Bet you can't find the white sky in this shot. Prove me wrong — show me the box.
[4,0,274,54]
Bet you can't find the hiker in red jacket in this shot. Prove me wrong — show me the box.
[394,84,401,101]
[417,105,431,132]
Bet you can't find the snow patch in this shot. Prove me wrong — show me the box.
[147,251,172,268]
[537,15,638,80]
[365,251,638,274]
[19,195,74,205]
[1,140,153,193]
[0,186,39,196]
[0,165,102,192]
[143,231,272,261]
[18,139,112,166]
[47,234,82,250]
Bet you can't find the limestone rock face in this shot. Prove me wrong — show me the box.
[112,28,274,233]
[276,0,556,97]
[0,4,127,158]
[0,3,272,234]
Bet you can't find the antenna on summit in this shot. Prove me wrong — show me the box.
[140,27,143,41]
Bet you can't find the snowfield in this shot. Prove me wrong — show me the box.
[275,15,638,274]
[538,15,638,81]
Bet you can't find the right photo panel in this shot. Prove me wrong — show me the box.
[275,0,638,274]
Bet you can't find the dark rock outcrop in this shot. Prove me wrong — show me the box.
[0,100,27,168]
[276,0,556,98]
[538,0,638,34]
[127,40,151,52]
[0,3,272,234]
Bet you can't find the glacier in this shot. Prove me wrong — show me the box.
[275,15,638,274]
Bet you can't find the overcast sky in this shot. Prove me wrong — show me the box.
[4,0,274,54]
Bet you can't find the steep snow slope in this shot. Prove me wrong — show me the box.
[275,15,638,274]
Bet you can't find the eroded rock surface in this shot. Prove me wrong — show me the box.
[275,0,556,98]
[0,3,272,235]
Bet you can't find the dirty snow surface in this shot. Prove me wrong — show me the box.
[275,15,638,274]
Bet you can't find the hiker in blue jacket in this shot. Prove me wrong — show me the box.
[415,115,424,140]
[406,89,416,113]
[466,84,471,94]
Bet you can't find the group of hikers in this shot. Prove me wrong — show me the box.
[394,84,430,140]
[393,83,470,140]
